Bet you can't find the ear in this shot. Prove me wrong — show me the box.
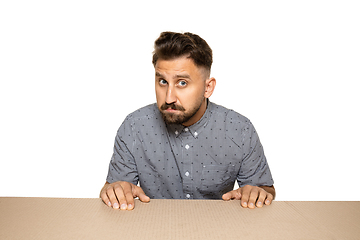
[204,77,216,98]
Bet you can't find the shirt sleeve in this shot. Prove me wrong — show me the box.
[236,121,274,188]
[106,116,139,185]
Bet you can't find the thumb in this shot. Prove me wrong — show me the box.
[133,186,150,203]
[222,189,242,201]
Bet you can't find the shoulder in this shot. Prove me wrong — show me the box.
[124,103,160,122]
[210,102,251,126]
[209,102,258,146]
[117,103,160,134]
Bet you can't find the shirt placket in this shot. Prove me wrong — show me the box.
[181,127,193,199]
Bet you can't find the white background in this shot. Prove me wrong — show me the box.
[1,0,359,201]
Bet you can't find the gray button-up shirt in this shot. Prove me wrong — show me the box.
[107,101,274,199]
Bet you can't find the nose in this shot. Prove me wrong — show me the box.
[165,85,177,105]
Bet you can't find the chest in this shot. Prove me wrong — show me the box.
[133,127,243,179]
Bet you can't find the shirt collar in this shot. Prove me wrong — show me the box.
[166,99,213,139]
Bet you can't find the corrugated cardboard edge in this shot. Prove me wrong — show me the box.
[1,198,359,240]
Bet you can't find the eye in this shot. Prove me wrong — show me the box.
[178,80,187,87]
[159,79,168,85]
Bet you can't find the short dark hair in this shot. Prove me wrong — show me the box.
[152,32,213,75]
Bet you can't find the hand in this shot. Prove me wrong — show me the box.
[100,181,150,210]
[222,185,274,209]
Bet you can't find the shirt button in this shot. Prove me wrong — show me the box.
[185,171,190,177]
[184,128,189,132]
[194,132,198,137]
[175,130,179,135]
[185,144,190,150]
[186,194,191,199]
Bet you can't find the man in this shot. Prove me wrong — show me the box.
[100,31,275,210]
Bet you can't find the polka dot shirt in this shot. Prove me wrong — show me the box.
[106,101,274,199]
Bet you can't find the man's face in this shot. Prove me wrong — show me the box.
[155,56,209,126]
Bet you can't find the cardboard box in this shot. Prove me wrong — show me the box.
[1,197,359,239]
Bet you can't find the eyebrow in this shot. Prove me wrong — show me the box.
[155,72,191,80]
[155,72,163,77]
[174,74,191,79]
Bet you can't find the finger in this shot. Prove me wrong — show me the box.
[120,182,135,210]
[107,184,121,209]
[240,186,251,208]
[247,188,260,209]
[222,192,231,201]
[100,188,112,207]
[256,189,267,208]
[222,190,241,201]
[133,186,150,203]
[113,183,128,210]
[264,192,274,205]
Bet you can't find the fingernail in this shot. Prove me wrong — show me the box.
[128,204,133,209]
[243,202,247,207]
[257,202,262,206]
[249,203,254,208]
[120,204,127,210]
[113,203,119,209]
[107,201,112,207]
[265,200,270,205]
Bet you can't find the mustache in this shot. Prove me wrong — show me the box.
[160,103,185,111]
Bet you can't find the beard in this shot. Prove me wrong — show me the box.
[160,97,204,125]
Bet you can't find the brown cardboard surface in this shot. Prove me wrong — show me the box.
[0,198,359,240]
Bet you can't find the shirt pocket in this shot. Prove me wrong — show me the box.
[199,164,236,198]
